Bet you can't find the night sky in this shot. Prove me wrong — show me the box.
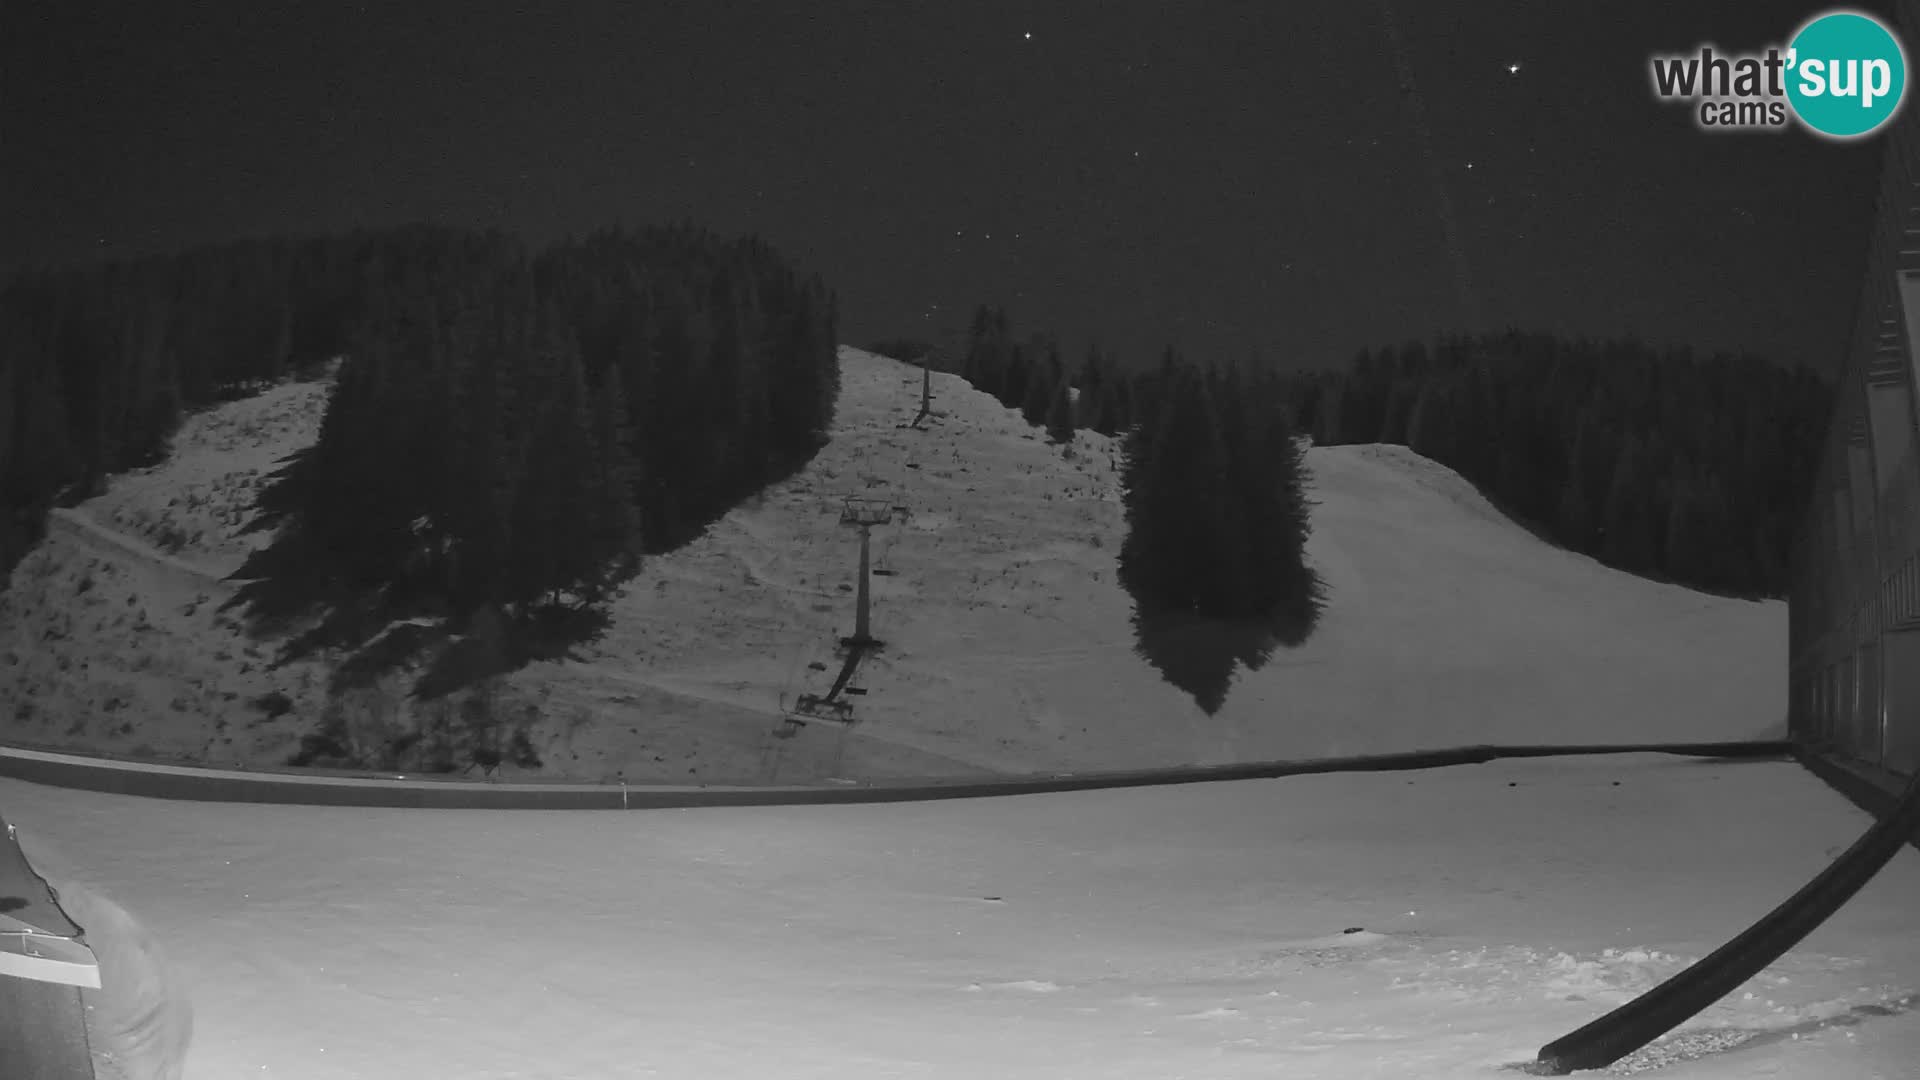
[2,1,1893,371]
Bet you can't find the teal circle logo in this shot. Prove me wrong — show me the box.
[1786,10,1908,138]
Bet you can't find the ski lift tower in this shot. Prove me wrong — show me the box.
[840,495,896,648]
[913,355,933,427]
[899,352,938,430]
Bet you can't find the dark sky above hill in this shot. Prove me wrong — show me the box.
[1,1,1892,371]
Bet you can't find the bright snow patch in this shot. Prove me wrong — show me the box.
[3,753,1915,1078]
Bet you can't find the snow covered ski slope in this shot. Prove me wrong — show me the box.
[2,349,1784,784]
[3,347,1893,1078]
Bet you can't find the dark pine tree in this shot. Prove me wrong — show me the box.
[1119,366,1251,616]
[1076,345,1106,427]
[1000,342,1030,411]
[588,362,647,591]
[1021,348,1056,426]
[1045,379,1076,444]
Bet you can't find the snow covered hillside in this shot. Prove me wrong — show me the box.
[0,348,1784,782]
[0,377,336,768]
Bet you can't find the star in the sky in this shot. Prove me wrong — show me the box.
[1507,63,1522,75]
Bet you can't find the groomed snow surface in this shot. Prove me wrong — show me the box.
[1,348,1914,1076]
[7,755,1919,1079]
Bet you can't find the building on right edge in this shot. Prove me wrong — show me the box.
[1787,0,1920,789]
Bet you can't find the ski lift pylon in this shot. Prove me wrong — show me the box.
[840,495,893,527]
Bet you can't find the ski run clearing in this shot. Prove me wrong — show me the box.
[2,346,1915,1077]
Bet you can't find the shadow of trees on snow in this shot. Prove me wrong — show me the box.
[1131,570,1328,715]
[221,451,614,703]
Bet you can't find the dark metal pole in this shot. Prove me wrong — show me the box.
[1530,764,1920,1073]
[853,524,873,644]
